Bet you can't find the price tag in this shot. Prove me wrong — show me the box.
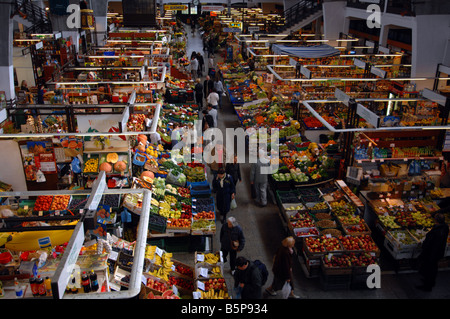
[172,285,179,296]
[390,143,395,148]
[109,250,119,261]
[79,209,84,214]
[325,234,332,238]
[403,158,408,162]
[55,210,60,215]
[24,205,28,210]
[371,159,376,163]
[39,211,43,216]
[197,281,205,291]
[142,275,147,285]
[197,254,205,262]
[380,159,384,163]
[171,264,176,271]
[199,267,209,278]
[156,247,164,257]
[193,291,201,299]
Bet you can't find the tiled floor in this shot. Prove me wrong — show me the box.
[171,24,450,300]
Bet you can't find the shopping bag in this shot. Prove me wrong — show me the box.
[280,282,291,299]
[231,198,237,210]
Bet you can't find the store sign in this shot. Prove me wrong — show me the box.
[35,41,44,50]
[370,66,387,78]
[334,88,350,106]
[300,66,311,79]
[422,88,448,106]
[378,46,390,54]
[164,5,187,11]
[201,5,224,12]
[357,103,380,128]
[229,22,242,29]
[223,27,241,33]
[248,26,260,33]
[353,58,366,69]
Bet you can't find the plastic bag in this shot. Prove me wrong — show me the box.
[231,198,237,210]
[71,156,82,174]
[121,208,132,223]
[280,281,291,299]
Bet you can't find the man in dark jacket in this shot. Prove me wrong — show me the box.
[220,217,245,274]
[203,75,214,97]
[212,168,235,222]
[416,213,449,291]
[234,256,262,299]
[194,78,203,110]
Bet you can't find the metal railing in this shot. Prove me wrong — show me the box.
[280,0,323,32]
[13,0,52,34]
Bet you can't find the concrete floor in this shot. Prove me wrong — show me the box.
[169,24,450,300]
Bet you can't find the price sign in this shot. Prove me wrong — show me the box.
[197,281,205,291]
[199,267,209,278]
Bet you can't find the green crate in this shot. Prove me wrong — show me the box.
[147,238,165,249]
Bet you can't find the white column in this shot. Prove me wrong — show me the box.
[95,16,108,47]
[322,1,347,47]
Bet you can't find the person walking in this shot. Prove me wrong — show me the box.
[226,153,242,188]
[220,217,245,274]
[204,75,214,103]
[208,54,215,76]
[250,149,271,207]
[416,213,449,292]
[213,77,224,109]
[233,257,263,299]
[196,52,204,78]
[201,109,214,132]
[194,78,203,110]
[190,55,199,80]
[212,167,235,222]
[207,104,218,128]
[265,236,300,299]
[207,89,220,110]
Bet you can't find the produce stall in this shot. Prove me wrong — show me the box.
[0,173,151,299]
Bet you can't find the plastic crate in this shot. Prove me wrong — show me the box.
[319,272,351,291]
[148,214,167,233]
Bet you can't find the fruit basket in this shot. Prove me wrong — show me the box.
[195,252,223,266]
[282,203,307,214]
[32,195,54,214]
[311,212,333,221]
[171,259,195,279]
[83,154,99,174]
[342,222,371,236]
[320,228,343,237]
[287,211,310,220]
[191,219,216,235]
[384,229,418,255]
[195,263,224,279]
[166,218,191,233]
[191,197,215,214]
[306,202,331,214]
[294,226,320,239]
[276,190,302,205]
[148,214,167,233]
[321,254,353,275]
[297,188,321,197]
[315,219,338,229]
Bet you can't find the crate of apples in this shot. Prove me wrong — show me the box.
[146,277,169,293]
[167,218,191,229]
[50,195,71,211]
[193,211,215,220]
[291,218,315,228]
[294,227,319,238]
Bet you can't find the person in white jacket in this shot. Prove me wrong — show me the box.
[190,56,199,80]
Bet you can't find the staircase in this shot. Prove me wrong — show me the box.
[278,0,323,35]
[11,0,52,34]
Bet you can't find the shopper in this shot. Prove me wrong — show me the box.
[225,153,242,188]
[196,52,204,78]
[220,217,245,274]
[194,78,204,110]
[207,89,220,110]
[201,109,214,132]
[212,167,235,222]
[265,236,300,299]
[208,54,215,76]
[145,113,153,132]
[250,150,271,207]
[190,55,199,80]
[37,84,45,104]
[416,213,449,292]
[213,77,224,109]
[233,257,263,299]
[206,104,218,128]
[20,80,29,92]
[203,75,214,99]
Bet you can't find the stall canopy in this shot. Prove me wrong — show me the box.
[271,44,340,58]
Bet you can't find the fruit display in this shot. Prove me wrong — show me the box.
[378,215,401,230]
[411,211,435,228]
[191,219,216,234]
[388,230,417,246]
[145,289,181,299]
[50,195,71,211]
[167,218,191,229]
[173,262,194,278]
[329,201,356,216]
[393,210,417,228]
[196,252,222,265]
[343,222,370,235]
[158,201,181,219]
[291,218,315,228]
[184,165,206,182]
[193,211,215,220]
[320,228,343,237]
[198,278,226,291]
[308,202,329,212]
[315,219,337,229]
[290,212,309,220]
[347,252,378,267]
[168,276,195,291]
[294,227,319,238]
[339,235,378,252]
[323,253,352,268]
[304,236,343,253]
[191,197,214,213]
[146,277,169,293]
[177,187,191,198]
[33,195,53,212]
[284,204,306,211]
[337,215,361,225]
[83,158,99,173]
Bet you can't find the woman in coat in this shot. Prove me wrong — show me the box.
[265,236,300,298]
[212,168,235,222]
[220,217,245,274]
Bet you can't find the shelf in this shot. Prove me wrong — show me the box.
[355,156,444,163]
